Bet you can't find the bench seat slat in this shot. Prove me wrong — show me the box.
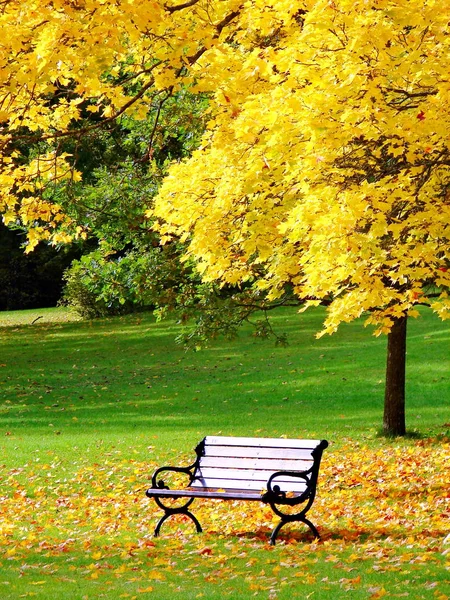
[147,487,267,501]
[199,456,312,471]
[205,436,321,449]
[203,446,315,461]
[147,487,307,501]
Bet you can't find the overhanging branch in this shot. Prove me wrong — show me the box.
[165,0,200,13]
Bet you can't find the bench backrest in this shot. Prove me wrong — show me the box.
[191,436,327,495]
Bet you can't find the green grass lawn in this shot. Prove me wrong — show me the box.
[0,306,449,599]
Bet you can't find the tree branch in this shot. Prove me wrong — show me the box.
[187,9,241,65]
[138,88,174,163]
[1,62,165,148]
[165,0,200,13]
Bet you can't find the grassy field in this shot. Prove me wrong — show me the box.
[0,306,449,599]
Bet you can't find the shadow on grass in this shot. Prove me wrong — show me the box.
[375,428,450,442]
[234,524,450,545]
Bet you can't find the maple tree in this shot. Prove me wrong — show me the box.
[1,0,450,435]
[153,0,450,436]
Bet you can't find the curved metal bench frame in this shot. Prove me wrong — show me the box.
[146,437,328,545]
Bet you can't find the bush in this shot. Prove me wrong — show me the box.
[61,258,110,318]
[61,246,179,318]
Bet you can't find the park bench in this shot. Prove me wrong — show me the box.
[145,436,328,544]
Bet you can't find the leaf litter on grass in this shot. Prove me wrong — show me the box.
[0,439,449,598]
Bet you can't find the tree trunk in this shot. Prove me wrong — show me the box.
[383,314,407,436]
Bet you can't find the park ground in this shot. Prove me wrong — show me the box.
[0,306,449,599]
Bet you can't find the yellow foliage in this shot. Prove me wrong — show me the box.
[0,0,449,329]
[153,0,450,332]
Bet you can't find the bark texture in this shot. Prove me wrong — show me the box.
[383,314,407,436]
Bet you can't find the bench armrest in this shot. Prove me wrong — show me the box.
[262,470,312,506]
[151,463,196,490]
[150,437,206,490]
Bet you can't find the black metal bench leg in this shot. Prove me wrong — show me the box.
[153,496,203,536]
[185,509,203,534]
[154,508,203,537]
[301,516,320,540]
[270,515,320,545]
[154,513,171,537]
[270,519,287,545]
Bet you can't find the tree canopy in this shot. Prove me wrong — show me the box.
[1,0,450,434]
[1,0,449,334]
[153,0,450,336]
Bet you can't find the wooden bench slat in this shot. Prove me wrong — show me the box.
[203,445,314,460]
[199,456,312,471]
[195,466,309,485]
[190,477,308,493]
[205,436,321,449]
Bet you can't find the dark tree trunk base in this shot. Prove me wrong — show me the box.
[383,315,407,436]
